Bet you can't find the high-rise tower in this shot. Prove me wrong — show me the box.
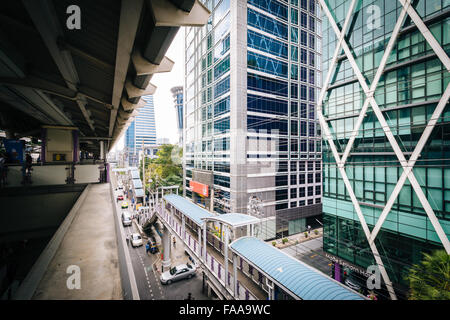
[125,95,157,166]
[171,86,184,146]
[184,0,322,239]
[320,0,450,299]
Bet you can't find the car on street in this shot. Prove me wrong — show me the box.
[121,202,128,209]
[130,233,143,247]
[122,212,132,227]
[344,271,365,294]
[345,277,362,292]
[117,194,124,201]
[160,263,196,285]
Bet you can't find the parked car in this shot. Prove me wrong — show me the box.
[344,271,365,294]
[117,195,124,201]
[130,233,143,247]
[345,277,362,292]
[121,212,132,227]
[160,263,196,284]
[121,202,128,209]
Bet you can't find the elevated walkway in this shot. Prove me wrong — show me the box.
[13,183,122,299]
[155,194,365,301]
[231,237,366,300]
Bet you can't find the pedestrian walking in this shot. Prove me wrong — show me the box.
[307,225,311,234]
[145,241,150,255]
[185,292,194,300]
[173,236,176,248]
[0,152,6,187]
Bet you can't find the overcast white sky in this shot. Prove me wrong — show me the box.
[113,29,185,151]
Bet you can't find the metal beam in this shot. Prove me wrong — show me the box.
[131,50,174,76]
[125,79,156,99]
[149,0,210,27]
[109,0,144,137]
[318,0,399,300]
[22,0,96,133]
[58,40,115,73]
[0,76,112,109]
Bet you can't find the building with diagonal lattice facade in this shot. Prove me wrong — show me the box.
[320,0,450,300]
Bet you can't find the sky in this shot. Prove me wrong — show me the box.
[113,29,185,151]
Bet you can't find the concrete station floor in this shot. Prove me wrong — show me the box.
[32,183,122,300]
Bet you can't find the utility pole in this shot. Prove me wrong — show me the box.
[142,140,146,207]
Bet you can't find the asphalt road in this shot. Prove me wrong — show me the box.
[115,188,209,300]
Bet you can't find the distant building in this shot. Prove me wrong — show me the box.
[171,86,184,146]
[125,95,157,166]
[157,137,170,145]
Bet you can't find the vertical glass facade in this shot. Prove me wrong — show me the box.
[185,0,322,237]
[321,0,450,297]
[184,0,232,211]
[125,95,157,166]
[171,86,184,146]
[246,0,322,238]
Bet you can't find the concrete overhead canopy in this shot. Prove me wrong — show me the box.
[0,0,210,157]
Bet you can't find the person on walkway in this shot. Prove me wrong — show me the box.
[0,152,6,187]
[185,292,194,300]
[145,241,150,255]
[307,225,311,234]
[25,153,32,174]
[173,236,176,248]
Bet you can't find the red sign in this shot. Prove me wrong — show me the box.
[190,180,209,197]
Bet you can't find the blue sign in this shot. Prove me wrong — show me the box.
[4,139,25,163]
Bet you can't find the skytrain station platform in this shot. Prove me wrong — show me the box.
[13,183,122,300]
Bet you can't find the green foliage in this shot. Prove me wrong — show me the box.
[282,238,288,244]
[314,229,319,235]
[272,241,277,247]
[304,232,308,237]
[406,250,450,300]
[141,144,183,193]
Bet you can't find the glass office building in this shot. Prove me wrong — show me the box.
[184,0,322,239]
[321,0,450,298]
[171,86,184,146]
[125,95,157,166]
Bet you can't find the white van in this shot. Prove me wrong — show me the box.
[121,211,132,227]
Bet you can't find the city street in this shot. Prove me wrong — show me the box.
[115,188,210,300]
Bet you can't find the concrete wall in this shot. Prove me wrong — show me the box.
[74,164,100,183]
[4,164,100,187]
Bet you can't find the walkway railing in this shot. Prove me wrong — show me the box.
[154,203,257,300]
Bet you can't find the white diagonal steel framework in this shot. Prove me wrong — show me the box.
[318,0,450,300]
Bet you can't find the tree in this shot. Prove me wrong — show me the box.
[141,144,183,194]
[405,249,450,300]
